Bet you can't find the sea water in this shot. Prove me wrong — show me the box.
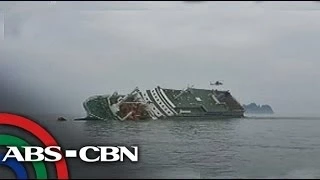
[16,115,320,178]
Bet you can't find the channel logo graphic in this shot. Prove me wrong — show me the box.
[0,113,69,179]
[0,113,139,179]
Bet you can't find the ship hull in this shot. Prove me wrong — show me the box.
[80,86,245,121]
[82,95,118,120]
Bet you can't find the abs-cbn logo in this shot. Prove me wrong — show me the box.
[0,113,138,179]
[2,146,138,162]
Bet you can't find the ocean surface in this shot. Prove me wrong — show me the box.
[13,115,320,178]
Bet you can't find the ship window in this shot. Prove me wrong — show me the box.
[157,112,160,114]
[195,97,202,102]
[162,105,165,108]
[159,102,162,104]
[153,107,156,110]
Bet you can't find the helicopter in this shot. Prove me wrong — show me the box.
[210,81,223,86]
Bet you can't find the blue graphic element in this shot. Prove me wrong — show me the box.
[0,153,28,179]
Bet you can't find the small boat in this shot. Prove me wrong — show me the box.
[57,117,67,121]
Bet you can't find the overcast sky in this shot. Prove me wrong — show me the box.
[1,1,320,116]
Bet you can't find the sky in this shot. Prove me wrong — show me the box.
[1,1,320,116]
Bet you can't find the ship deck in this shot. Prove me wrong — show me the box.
[161,88,243,113]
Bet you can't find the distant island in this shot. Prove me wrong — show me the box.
[243,103,274,114]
